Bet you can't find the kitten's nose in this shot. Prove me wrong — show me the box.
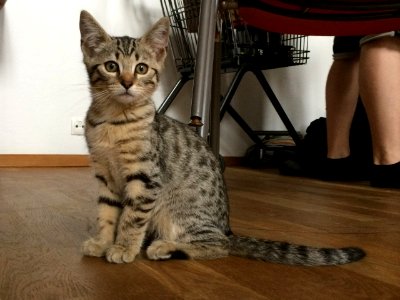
[120,72,134,90]
[121,80,133,90]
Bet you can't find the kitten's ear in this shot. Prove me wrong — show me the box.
[79,10,111,57]
[141,17,170,62]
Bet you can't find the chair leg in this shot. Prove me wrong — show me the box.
[209,40,222,157]
[157,74,191,114]
[251,68,302,146]
[189,0,219,138]
[219,63,301,147]
[220,64,250,120]
[226,105,266,148]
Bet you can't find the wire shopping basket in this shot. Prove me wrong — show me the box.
[159,0,309,149]
[160,0,309,75]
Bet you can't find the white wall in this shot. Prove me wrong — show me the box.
[0,0,333,156]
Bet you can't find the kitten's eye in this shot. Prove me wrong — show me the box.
[104,61,119,73]
[135,63,148,75]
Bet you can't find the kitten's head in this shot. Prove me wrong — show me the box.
[79,10,169,106]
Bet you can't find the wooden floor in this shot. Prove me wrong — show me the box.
[1,167,399,299]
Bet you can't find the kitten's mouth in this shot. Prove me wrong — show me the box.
[116,92,135,104]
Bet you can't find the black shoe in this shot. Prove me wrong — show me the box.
[313,156,370,181]
[279,156,370,181]
[279,159,304,176]
[370,161,400,188]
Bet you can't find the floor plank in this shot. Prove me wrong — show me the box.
[0,167,399,299]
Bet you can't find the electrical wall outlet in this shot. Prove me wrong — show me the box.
[71,118,85,135]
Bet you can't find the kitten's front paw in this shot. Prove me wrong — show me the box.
[106,244,138,263]
[146,240,177,260]
[82,237,111,257]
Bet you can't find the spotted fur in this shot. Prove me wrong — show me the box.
[79,10,365,266]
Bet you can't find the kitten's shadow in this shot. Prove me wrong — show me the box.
[124,0,158,29]
[0,9,5,65]
[122,0,192,121]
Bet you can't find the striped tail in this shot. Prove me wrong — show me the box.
[228,235,365,266]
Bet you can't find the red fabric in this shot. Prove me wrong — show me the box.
[239,7,400,35]
[254,0,398,16]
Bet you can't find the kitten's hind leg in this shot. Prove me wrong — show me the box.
[146,237,229,260]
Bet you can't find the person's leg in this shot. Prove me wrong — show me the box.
[317,37,369,181]
[326,57,359,159]
[359,36,400,165]
[359,35,400,187]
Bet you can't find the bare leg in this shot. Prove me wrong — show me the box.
[326,57,360,159]
[359,36,400,165]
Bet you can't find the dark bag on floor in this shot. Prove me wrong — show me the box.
[280,100,373,176]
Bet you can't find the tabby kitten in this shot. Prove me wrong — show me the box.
[79,10,365,265]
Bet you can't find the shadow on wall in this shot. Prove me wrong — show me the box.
[88,0,184,120]
[124,0,162,29]
[123,0,189,121]
[0,4,5,66]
